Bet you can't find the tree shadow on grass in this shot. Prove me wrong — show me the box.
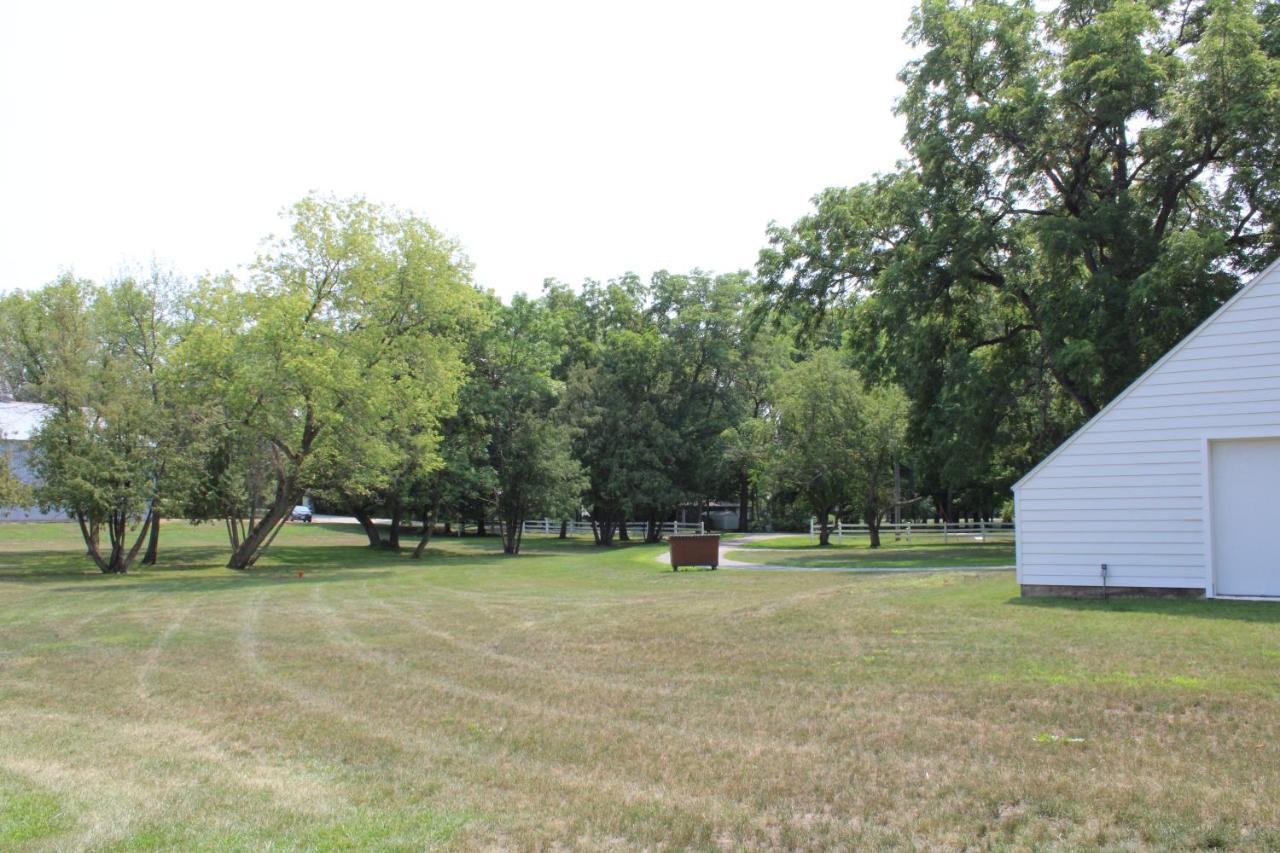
[54,569,398,594]
[0,540,564,587]
[0,548,398,591]
[1007,595,1280,624]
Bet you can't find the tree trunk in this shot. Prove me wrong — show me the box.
[353,509,382,548]
[502,508,523,554]
[384,501,402,551]
[87,509,155,574]
[617,511,630,542]
[866,508,881,548]
[594,508,615,546]
[227,488,298,570]
[142,514,161,565]
[82,517,100,557]
[559,519,568,540]
[737,470,750,532]
[819,512,831,547]
[412,504,437,559]
[475,511,486,537]
[225,516,245,551]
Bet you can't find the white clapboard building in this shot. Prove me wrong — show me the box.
[1014,256,1280,599]
[0,400,67,521]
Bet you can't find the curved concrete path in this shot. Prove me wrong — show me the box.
[663,533,1015,574]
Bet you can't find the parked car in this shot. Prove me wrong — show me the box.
[290,505,313,523]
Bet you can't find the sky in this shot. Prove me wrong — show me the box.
[0,1,919,301]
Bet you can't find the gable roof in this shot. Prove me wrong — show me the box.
[1012,252,1280,492]
[0,401,54,441]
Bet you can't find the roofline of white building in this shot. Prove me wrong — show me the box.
[1012,252,1280,493]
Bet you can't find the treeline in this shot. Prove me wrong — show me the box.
[0,196,914,571]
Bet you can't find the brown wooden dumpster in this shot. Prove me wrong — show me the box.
[669,534,720,571]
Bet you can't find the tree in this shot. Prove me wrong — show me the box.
[769,351,861,547]
[178,195,474,569]
[846,383,909,547]
[467,295,584,555]
[3,276,174,573]
[715,312,795,531]
[93,268,198,564]
[760,0,1280,503]
[560,326,682,544]
[555,271,754,543]
[768,350,907,547]
[493,411,584,555]
[646,271,757,536]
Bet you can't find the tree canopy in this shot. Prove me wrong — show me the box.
[760,0,1280,517]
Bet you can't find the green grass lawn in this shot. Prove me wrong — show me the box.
[734,532,1014,549]
[3,522,1280,848]
[726,542,1016,568]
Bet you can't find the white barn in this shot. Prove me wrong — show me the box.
[1014,256,1280,599]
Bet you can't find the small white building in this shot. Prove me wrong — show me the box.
[1014,256,1280,599]
[0,401,67,521]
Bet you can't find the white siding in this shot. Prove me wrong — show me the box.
[0,439,68,522]
[1014,260,1280,591]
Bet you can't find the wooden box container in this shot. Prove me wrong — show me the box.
[669,534,720,571]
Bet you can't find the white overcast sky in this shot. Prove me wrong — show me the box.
[1,1,918,301]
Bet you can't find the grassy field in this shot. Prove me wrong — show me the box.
[725,543,1015,569]
[3,523,1280,849]
[733,533,1014,549]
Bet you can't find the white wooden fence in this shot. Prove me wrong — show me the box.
[808,519,1014,544]
[521,519,705,537]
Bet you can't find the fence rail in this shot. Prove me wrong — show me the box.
[521,519,706,538]
[808,519,1014,544]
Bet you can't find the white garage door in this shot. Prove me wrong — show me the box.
[1212,438,1280,597]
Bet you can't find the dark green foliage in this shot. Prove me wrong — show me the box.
[760,0,1280,509]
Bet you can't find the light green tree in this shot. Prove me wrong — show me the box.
[178,195,475,569]
[3,276,175,573]
[769,349,908,547]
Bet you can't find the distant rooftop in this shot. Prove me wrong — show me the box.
[0,401,53,441]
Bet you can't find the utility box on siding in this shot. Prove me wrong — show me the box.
[1013,256,1280,599]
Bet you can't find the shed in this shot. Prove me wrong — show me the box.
[1013,256,1280,599]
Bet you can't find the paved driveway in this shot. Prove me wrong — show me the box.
[667,533,1014,573]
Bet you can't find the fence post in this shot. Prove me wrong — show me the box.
[837,519,843,544]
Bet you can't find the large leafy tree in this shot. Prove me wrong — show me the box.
[1,275,183,573]
[768,349,908,547]
[646,270,756,530]
[768,350,859,548]
[561,326,681,544]
[469,294,584,555]
[555,270,757,543]
[760,0,1280,508]
[179,195,474,569]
